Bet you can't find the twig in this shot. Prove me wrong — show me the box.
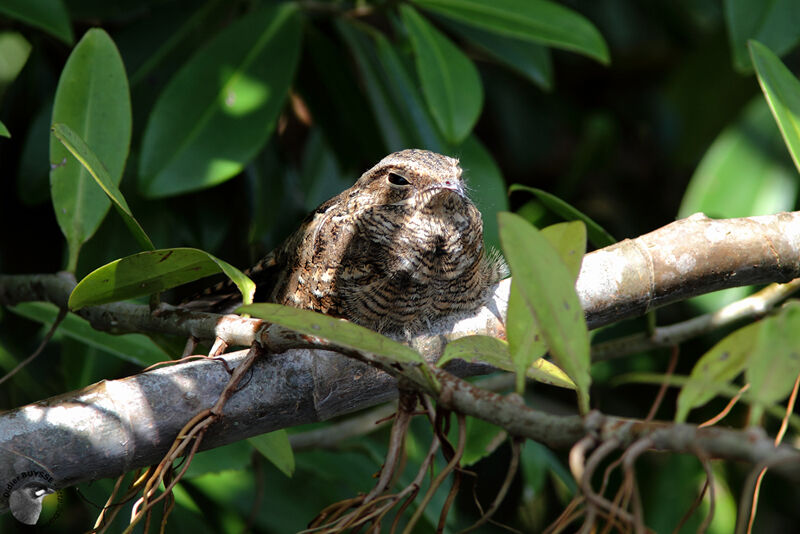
[593,279,800,362]
[645,345,679,421]
[0,307,66,386]
[402,412,467,534]
[698,384,750,428]
[744,371,800,534]
[459,437,522,533]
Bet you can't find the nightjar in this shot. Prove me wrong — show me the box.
[186,149,506,335]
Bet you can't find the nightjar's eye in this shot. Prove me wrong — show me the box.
[388,172,411,186]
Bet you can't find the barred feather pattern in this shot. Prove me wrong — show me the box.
[184,149,507,335]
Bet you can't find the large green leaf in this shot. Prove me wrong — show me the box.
[746,303,800,423]
[249,430,295,478]
[50,29,132,271]
[51,123,154,251]
[139,3,302,197]
[401,5,483,144]
[68,248,254,310]
[0,0,73,44]
[413,0,609,65]
[675,321,760,422]
[337,20,444,152]
[440,17,552,91]
[0,121,8,138]
[10,302,169,366]
[505,223,585,393]
[750,40,800,175]
[498,213,590,412]
[725,0,800,71]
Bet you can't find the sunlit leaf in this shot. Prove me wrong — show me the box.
[50,29,132,271]
[0,31,32,95]
[51,123,154,251]
[506,282,547,393]
[0,121,8,138]
[139,3,301,197]
[750,40,800,175]
[249,430,295,478]
[413,0,609,64]
[499,212,590,412]
[401,5,483,144]
[69,248,254,310]
[541,221,586,280]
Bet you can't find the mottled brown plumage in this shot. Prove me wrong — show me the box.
[186,149,506,334]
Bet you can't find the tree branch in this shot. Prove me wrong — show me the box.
[2,212,800,513]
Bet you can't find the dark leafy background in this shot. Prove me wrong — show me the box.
[1,0,800,531]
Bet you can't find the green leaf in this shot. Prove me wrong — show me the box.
[725,0,800,72]
[679,98,797,220]
[510,185,615,248]
[413,0,609,65]
[678,97,796,313]
[459,417,505,466]
[51,123,154,251]
[10,302,169,366]
[541,221,586,280]
[139,3,302,197]
[337,20,444,152]
[0,121,8,138]
[675,321,760,422]
[750,40,800,175]
[401,5,483,144]
[506,223,584,393]
[437,334,573,389]
[457,135,508,251]
[239,303,424,366]
[498,212,591,412]
[249,430,295,478]
[17,102,52,205]
[50,29,132,272]
[0,0,74,44]
[506,282,547,393]
[68,248,254,310]
[745,302,800,423]
[440,17,552,91]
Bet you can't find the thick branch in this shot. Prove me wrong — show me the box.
[1,212,800,512]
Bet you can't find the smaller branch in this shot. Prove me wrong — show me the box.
[289,402,397,451]
[593,279,800,361]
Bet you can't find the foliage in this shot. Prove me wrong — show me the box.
[2,0,800,532]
